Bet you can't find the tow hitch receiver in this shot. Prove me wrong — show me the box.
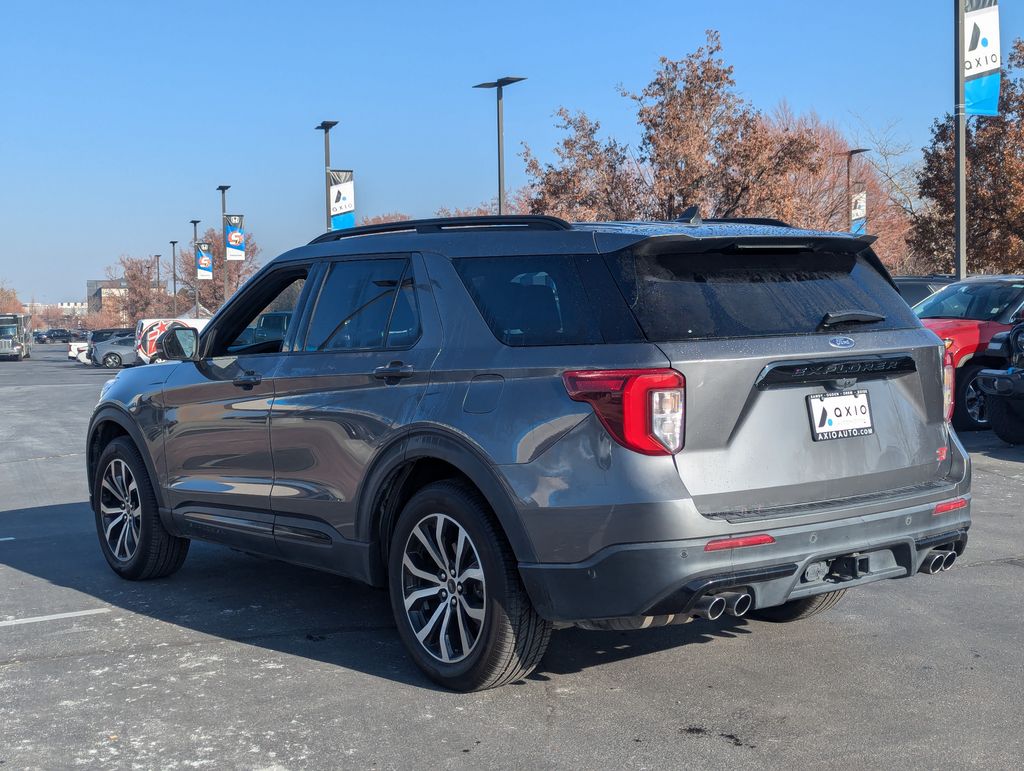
[830,554,871,581]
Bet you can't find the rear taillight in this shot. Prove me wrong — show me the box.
[943,351,955,422]
[562,368,685,455]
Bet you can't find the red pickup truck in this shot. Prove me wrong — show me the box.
[915,276,1024,430]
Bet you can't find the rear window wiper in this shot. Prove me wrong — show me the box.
[818,310,886,330]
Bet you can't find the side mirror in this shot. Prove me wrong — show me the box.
[155,327,198,361]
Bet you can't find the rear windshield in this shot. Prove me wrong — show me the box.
[604,250,919,341]
[914,281,1024,322]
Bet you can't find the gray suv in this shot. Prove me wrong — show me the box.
[87,215,972,691]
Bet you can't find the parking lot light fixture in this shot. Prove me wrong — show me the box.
[190,220,200,318]
[473,77,526,215]
[315,121,339,230]
[846,148,869,231]
[169,241,178,316]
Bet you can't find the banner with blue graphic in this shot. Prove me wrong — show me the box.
[224,214,245,261]
[965,0,1000,116]
[329,169,356,230]
[196,242,213,281]
[851,191,867,235]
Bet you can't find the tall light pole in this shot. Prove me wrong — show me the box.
[169,241,178,316]
[954,0,968,280]
[473,76,526,215]
[315,120,338,230]
[846,148,869,232]
[153,255,161,300]
[190,219,200,318]
[217,185,230,305]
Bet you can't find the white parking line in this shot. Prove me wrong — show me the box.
[0,537,14,542]
[0,608,110,628]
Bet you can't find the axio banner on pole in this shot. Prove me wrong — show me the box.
[851,190,867,235]
[196,242,213,280]
[965,0,1000,116]
[329,169,356,229]
[224,214,245,261]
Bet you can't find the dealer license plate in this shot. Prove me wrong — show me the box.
[806,390,874,441]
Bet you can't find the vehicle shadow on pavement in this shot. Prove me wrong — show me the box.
[959,431,1024,462]
[2,501,749,691]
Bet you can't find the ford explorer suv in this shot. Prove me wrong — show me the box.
[86,215,971,691]
[914,276,1024,430]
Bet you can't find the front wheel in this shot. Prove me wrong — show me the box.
[388,480,551,691]
[749,590,846,622]
[102,352,122,369]
[93,437,189,580]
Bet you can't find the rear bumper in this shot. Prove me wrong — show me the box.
[977,368,1024,398]
[518,498,971,622]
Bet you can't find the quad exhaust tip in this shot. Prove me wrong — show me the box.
[920,550,956,575]
[721,592,753,617]
[692,595,727,621]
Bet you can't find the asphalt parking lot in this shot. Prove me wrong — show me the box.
[2,345,1023,769]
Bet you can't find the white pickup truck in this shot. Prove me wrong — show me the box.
[134,318,211,364]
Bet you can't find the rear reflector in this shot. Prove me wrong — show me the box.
[934,498,968,515]
[704,534,776,552]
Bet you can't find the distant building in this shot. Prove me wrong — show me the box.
[86,278,165,312]
[57,301,88,317]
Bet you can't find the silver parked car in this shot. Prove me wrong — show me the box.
[86,214,971,691]
[91,334,139,368]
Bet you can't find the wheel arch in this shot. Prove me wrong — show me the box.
[356,428,538,586]
[87,406,166,513]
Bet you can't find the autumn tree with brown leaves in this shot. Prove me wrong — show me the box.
[0,281,22,313]
[171,228,262,314]
[521,30,915,271]
[910,38,1024,274]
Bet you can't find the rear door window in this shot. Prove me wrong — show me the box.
[454,256,601,346]
[303,258,420,351]
[604,249,919,341]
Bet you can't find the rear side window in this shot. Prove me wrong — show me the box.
[454,256,601,346]
[605,249,919,341]
[304,258,420,351]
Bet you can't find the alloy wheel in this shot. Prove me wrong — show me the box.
[964,376,989,425]
[401,513,486,664]
[103,353,121,368]
[99,458,142,562]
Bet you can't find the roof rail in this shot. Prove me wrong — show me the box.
[308,214,572,244]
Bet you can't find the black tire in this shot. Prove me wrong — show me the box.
[750,589,846,623]
[989,396,1024,445]
[102,352,122,369]
[93,437,189,580]
[953,363,990,431]
[388,480,551,691]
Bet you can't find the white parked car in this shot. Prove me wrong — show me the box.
[134,318,210,364]
[67,341,89,361]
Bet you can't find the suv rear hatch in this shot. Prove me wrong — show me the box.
[604,236,951,522]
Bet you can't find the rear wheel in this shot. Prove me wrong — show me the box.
[750,590,846,622]
[953,364,989,431]
[989,396,1024,445]
[93,437,189,580]
[102,352,122,369]
[388,480,551,691]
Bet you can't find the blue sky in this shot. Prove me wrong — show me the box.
[1,0,1020,302]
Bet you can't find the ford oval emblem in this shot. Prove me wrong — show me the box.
[829,336,856,349]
